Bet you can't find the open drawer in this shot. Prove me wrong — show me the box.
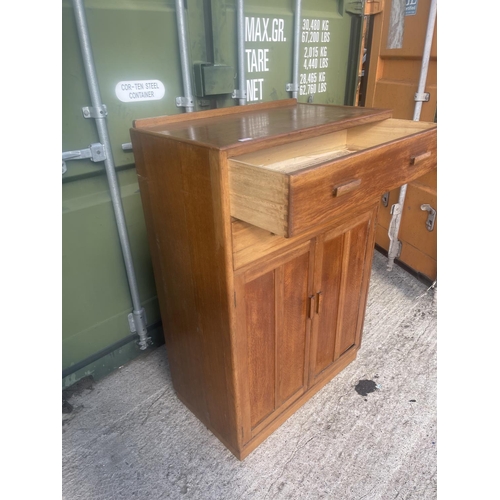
[228,118,437,238]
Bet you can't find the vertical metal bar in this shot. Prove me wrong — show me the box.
[236,0,247,105]
[71,0,149,348]
[175,0,195,112]
[292,0,302,99]
[413,0,437,121]
[387,0,437,271]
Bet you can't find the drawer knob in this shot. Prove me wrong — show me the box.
[332,178,361,197]
[410,151,432,165]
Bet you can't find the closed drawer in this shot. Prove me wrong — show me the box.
[228,118,437,238]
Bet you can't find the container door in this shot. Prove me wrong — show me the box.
[62,0,186,385]
[361,0,437,281]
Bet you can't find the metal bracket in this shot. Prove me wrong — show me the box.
[382,192,389,207]
[128,308,151,350]
[62,143,107,174]
[82,104,108,119]
[346,0,365,15]
[128,309,148,333]
[420,204,436,231]
[414,92,430,102]
[62,143,107,162]
[231,89,247,99]
[285,83,299,92]
[122,142,133,151]
[175,96,194,108]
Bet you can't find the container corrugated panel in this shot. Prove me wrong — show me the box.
[62,0,365,387]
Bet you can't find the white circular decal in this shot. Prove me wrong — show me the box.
[115,80,165,103]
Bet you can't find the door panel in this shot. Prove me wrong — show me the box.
[335,220,370,358]
[310,215,371,382]
[238,243,313,438]
[245,270,276,428]
[277,251,310,405]
[313,234,343,375]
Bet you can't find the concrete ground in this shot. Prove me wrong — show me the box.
[62,251,437,500]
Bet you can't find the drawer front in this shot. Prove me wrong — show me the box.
[288,129,436,237]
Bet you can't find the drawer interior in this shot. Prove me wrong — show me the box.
[228,119,435,174]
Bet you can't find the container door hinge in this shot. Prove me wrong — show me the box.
[414,92,430,102]
[82,104,108,119]
[420,204,436,231]
[62,143,107,175]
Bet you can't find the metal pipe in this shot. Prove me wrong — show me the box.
[236,0,246,105]
[291,0,302,99]
[71,0,149,348]
[413,0,437,121]
[175,0,195,112]
[387,0,437,271]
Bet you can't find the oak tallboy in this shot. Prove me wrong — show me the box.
[130,99,437,459]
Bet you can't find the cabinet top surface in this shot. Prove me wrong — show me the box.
[133,100,392,151]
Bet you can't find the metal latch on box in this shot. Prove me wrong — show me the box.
[62,143,107,175]
[420,204,436,231]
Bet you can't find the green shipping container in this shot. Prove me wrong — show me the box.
[62,0,365,388]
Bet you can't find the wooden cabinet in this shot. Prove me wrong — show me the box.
[130,99,437,459]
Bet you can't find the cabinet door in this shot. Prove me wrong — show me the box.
[309,212,375,386]
[235,242,314,442]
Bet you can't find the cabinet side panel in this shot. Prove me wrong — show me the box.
[335,220,370,358]
[314,235,344,376]
[130,132,237,446]
[277,252,310,404]
[130,130,209,422]
[245,271,276,429]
